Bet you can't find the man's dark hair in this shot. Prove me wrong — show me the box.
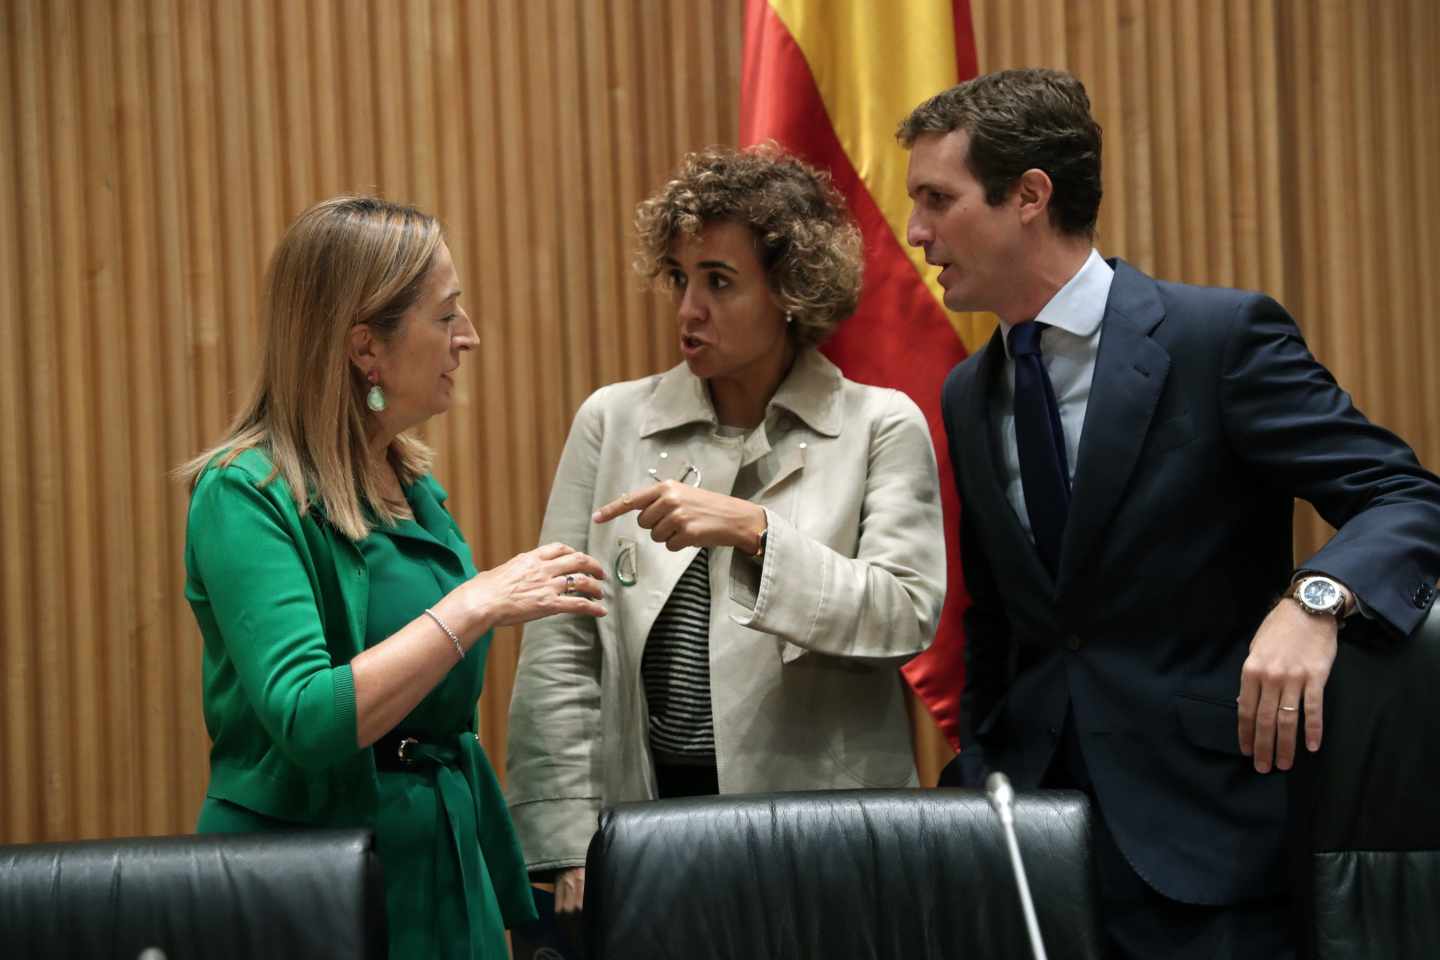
[897,68,1103,237]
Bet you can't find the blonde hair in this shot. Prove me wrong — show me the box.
[178,195,443,540]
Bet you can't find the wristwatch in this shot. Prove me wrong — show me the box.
[1291,575,1348,619]
[751,525,768,562]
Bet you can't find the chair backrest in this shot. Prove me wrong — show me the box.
[1292,601,1440,959]
[584,788,1103,960]
[0,829,386,960]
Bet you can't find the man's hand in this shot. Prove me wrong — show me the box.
[593,481,766,554]
[1236,597,1340,772]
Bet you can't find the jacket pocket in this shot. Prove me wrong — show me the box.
[1175,693,1243,755]
[798,659,915,788]
[824,735,915,788]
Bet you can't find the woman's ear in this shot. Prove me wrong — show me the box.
[348,322,379,378]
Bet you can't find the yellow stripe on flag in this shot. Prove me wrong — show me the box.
[768,0,995,352]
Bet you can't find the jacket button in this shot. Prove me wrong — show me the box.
[1415,584,1435,608]
[1065,634,1082,651]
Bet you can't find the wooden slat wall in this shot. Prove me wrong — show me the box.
[2,0,1437,841]
[0,0,744,843]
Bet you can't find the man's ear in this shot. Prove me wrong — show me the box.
[348,323,379,378]
[1014,168,1054,227]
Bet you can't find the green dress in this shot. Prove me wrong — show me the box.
[197,478,534,959]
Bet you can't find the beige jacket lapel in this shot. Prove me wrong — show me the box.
[616,350,842,662]
[618,368,745,666]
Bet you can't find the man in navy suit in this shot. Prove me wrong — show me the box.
[899,68,1440,958]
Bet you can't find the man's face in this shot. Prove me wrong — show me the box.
[905,129,1023,315]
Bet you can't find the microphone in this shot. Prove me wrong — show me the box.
[986,772,1049,960]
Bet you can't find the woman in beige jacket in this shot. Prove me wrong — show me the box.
[505,145,946,911]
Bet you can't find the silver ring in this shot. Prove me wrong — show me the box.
[1278,705,1299,713]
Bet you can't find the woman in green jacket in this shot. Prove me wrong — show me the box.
[179,196,606,959]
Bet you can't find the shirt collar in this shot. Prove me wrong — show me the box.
[639,346,843,438]
[999,248,1115,356]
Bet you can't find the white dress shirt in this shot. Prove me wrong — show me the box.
[993,248,1115,539]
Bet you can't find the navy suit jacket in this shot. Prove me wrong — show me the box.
[941,259,1440,904]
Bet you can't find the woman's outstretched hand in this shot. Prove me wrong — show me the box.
[463,542,606,627]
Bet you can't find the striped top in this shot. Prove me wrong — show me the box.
[642,548,715,763]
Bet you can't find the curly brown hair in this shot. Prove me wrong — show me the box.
[633,144,862,347]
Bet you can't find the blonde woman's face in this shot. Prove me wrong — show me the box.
[374,241,477,429]
[663,220,788,383]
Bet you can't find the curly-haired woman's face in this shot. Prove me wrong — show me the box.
[662,220,789,386]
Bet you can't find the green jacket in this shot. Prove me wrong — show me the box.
[186,447,537,931]
[186,448,385,822]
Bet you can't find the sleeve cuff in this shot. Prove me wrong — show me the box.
[507,795,603,872]
[333,664,357,741]
[727,507,820,633]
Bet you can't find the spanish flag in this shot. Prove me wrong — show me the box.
[740,0,984,749]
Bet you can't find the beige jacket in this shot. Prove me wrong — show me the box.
[504,348,946,871]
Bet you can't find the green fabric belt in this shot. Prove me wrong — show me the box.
[404,733,538,946]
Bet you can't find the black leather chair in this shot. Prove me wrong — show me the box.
[584,788,1102,960]
[0,829,386,959]
[1291,600,1440,959]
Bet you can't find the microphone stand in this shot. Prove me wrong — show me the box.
[986,772,1049,960]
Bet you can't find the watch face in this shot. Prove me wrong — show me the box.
[1301,578,1341,610]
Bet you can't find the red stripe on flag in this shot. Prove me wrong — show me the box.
[741,1,972,749]
[953,0,979,81]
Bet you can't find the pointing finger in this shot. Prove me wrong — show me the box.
[593,484,663,524]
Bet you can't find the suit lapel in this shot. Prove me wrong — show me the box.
[1057,261,1170,591]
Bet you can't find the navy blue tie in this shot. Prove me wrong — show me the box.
[1008,321,1070,576]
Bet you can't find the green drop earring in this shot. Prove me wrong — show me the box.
[366,369,387,412]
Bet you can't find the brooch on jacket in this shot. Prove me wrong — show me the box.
[612,456,702,587]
